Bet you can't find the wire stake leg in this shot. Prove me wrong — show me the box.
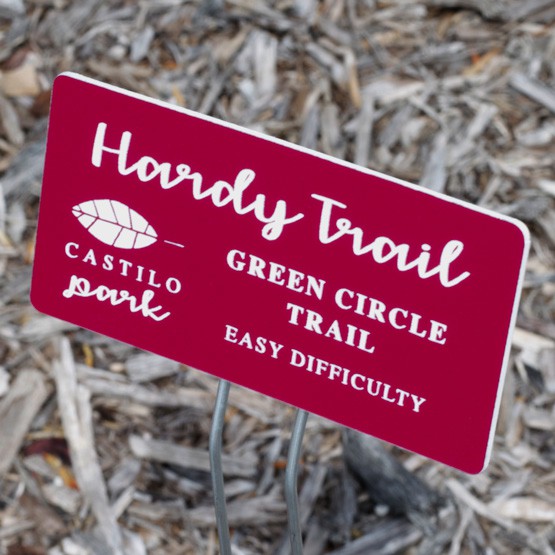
[209,379,232,555]
[285,409,309,555]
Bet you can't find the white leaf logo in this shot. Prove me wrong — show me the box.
[72,199,158,249]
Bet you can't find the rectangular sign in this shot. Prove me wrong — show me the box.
[31,73,529,473]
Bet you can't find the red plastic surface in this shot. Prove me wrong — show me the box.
[31,73,529,473]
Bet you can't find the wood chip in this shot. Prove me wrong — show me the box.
[125,353,180,383]
[510,72,555,114]
[52,338,125,555]
[0,0,24,17]
[327,518,422,555]
[42,483,82,515]
[0,63,42,97]
[186,493,287,527]
[0,93,24,146]
[129,434,258,478]
[353,88,374,167]
[490,496,555,522]
[0,368,49,477]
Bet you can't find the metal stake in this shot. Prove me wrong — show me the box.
[209,379,232,555]
[285,409,309,555]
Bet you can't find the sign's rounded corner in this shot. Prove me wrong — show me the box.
[516,219,531,250]
[505,216,531,253]
[29,285,44,314]
[54,72,74,84]
[465,451,491,475]
[53,71,88,91]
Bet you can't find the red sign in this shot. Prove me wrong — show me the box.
[32,73,529,473]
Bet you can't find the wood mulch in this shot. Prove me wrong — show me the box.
[0,1,554,553]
